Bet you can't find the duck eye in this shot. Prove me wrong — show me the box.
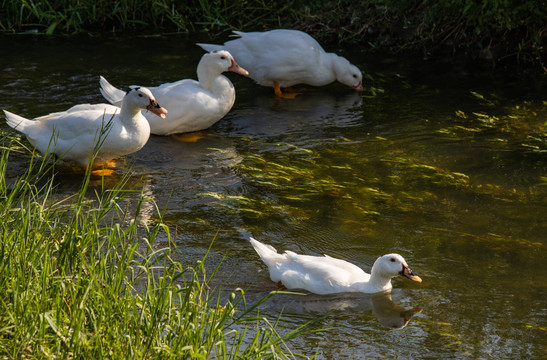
[220,56,226,60]
[138,93,143,97]
[390,258,396,262]
[353,74,357,78]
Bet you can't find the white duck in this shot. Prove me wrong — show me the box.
[197,29,363,98]
[99,50,248,136]
[249,237,422,295]
[3,86,167,167]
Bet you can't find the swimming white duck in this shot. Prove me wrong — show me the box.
[197,29,363,98]
[99,50,248,136]
[3,86,167,167]
[249,237,422,295]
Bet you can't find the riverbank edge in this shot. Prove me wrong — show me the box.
[0,138,312,359]
[1,0,546,69]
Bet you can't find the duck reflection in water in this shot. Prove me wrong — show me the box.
[262,291,422,329]
[370,292,422,329]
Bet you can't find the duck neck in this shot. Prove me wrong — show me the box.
[197,64,234,104]
[197,62,219,91]
[118,102,142,126]
[366,267,394,293]
[317,53,338,85]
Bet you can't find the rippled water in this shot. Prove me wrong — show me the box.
[1,34,546,359]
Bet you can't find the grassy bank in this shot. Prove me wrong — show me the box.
[0,138,311,359]
[1,0,546,64]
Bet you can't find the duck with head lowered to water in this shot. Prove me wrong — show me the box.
[197,29,363,98]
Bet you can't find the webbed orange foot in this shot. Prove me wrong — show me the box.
[91,168,116,177]
[90,160,117,176]
[171,132,204,142]
[274,81,302,99]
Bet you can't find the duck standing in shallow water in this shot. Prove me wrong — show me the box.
[197,29,363,98]
[3,86,167,168]
[249,237,421,295]
[100,50,248,136]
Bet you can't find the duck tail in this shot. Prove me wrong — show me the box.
[249,237,286,265]
[99,76,125,107]
[230,30,245,38]
[196,43,224,53]
[3,110,32,132]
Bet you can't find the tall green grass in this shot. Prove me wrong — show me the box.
[0,0,288,34]
[0,137,312,359]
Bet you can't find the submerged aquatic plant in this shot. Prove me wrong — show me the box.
[438,95,547,154]
[196,137,477,234]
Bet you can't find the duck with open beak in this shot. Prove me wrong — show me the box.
[400,264,422,283]
[146,98,168,119]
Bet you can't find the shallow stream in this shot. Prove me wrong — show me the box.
[1,34,546,359]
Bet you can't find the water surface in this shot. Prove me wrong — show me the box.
[1,34,546,359]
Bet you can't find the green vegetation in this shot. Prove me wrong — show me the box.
[0,138,311,359]
[0,0,287,34]
[437,95,547,154]
[201,139,474,226]
[196,91,546,248]
[0,0,545,64]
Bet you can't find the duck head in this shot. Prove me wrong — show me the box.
[126,86,168,118]
[372,253,422,283]
[201,50,249,76]
[333,55,363,91]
